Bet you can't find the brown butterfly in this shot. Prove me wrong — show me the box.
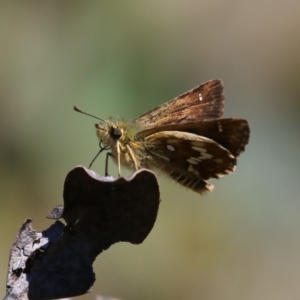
[74,79,250,194]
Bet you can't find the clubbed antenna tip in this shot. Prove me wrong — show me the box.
[73,106,106,123]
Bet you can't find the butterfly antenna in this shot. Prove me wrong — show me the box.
[89,148,104,168]
[74,106,106,123]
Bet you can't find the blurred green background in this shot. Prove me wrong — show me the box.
[1,1,300,300]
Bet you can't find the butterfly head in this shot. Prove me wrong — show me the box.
[95,120,124,149]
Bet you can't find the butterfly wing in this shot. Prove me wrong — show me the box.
[138,118,250,158]
[144,131,237,193]
[134,79,224,129]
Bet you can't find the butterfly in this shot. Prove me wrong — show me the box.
[75,79,250,194]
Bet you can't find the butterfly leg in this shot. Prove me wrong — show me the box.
[126,144,139,171]
[89,148,105,169]
[105,152,114,176]
[116,141,122,176]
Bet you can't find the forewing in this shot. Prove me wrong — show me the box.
[134,79,224,129]
[138,118,250,158]
[145,131,236,181]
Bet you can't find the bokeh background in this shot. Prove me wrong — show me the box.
[1,1,300,300]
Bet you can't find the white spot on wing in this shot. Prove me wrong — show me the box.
[188,164,194,172]
[188,164,200,176]
[198,93,203,101]
[191,146,213,160]
[187,157,199,165]
[166,145,176,152]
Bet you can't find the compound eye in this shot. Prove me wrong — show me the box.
[110,127,122,140]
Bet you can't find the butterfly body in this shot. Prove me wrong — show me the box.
[76,79,250,194]
[95,119,150,170]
